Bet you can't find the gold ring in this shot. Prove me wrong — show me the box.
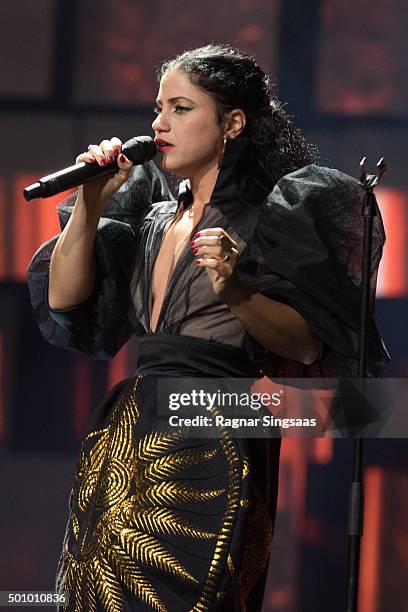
[222,254,231,262]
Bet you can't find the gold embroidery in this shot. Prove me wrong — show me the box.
[93,555,126,611]
[192,433,243,611]
[135,481,225,506]
[107,546,167,612]
[122,506,216,540]
[83,562,97,611]
[71,513,80,540]
[57,373,239,611]
[137,429,183,462]
[142,446,218,482]
[119,529,198,583]
[242,454,251,479]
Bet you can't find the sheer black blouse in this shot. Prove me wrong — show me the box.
[27,138,390,378]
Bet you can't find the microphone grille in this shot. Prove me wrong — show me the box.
[122,136,157,164]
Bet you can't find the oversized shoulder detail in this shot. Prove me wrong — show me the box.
[263,164,363,213]
[255,163,385,293]
[236,163,390,377]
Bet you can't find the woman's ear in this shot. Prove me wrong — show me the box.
[225,109,247,139]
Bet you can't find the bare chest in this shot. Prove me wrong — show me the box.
[150,208,197,331]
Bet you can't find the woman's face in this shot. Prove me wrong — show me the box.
[152,68,224,179]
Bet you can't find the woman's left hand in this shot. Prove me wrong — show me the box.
[190,228,240,300]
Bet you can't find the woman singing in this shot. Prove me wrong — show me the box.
[27,44,389,611]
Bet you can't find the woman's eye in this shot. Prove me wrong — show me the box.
[153,105,191,115]
[174,105,191,114]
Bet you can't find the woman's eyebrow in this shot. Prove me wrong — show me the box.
[155,96,195,105]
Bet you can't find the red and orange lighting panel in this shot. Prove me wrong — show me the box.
[376,187,408,298]
[73,359,93,440]
[75,0,279,104]
[12,174,70,282]
[0,332,3,441]
[359,467,383,612]
[318,0,408,115]
[0,179,6,279]
[108,343,132,390]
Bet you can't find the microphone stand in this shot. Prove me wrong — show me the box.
[346,156,386,612]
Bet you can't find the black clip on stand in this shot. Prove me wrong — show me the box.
[346,156,386,612]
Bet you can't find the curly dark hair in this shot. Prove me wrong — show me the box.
[157,43,317,186]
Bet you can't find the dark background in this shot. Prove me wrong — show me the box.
[0,1,407,610]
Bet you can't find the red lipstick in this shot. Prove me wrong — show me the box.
[154,137,174,153]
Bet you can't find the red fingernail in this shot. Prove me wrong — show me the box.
[195,232,201,238]
[190,240,196,247]
[119,154,126,163]
[114,148,120,155]
[196,259,202,264]
[100,158,106,165]
[107,155,114,163]
[193,248,199,254]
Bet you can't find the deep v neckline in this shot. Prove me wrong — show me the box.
[148,208,201,334]
[148,218,177,333]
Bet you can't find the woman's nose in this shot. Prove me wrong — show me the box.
[152,112,168,132]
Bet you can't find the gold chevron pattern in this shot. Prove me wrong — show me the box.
[56,373,243,611]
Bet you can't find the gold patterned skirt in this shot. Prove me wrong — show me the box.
[56,334,280,611]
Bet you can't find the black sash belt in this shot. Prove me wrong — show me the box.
[136,332,261,378]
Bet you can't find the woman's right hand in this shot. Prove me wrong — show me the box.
[76,136,133,209]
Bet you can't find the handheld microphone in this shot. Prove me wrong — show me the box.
[23,136,158,201]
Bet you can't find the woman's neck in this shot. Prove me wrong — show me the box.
[188,162,220,209]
